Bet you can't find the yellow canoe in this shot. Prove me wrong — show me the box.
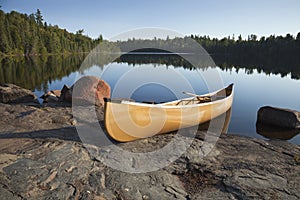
[104,84,234,142]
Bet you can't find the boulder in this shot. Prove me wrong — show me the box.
[0,83,38,104]
[59,85,72,102]
[51,90,61,97]
[40,90,61,102]
[257,106,300,129]
[71,76,111,106]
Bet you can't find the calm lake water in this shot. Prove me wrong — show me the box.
[1,54,300,144]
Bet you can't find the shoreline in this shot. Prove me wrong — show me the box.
[0,102,299,199]
[0,51,90,59]
[0,84,299,198]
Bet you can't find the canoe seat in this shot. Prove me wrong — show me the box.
[175,96,211,106]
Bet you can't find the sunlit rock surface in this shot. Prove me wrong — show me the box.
[0,101,299,200]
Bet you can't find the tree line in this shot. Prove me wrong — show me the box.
[191,33,300,66]
[0,9,103,56]
[1,8,299,70]
[115,34,300,65]
[190,34,300,79]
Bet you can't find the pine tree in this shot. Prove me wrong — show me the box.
[35,9,43,26]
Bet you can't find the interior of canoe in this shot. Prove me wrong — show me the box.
[161,96,211,106]
[161,84,233,106]
[104,84,233,106]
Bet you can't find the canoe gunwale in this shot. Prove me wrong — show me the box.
[104,83,234,109]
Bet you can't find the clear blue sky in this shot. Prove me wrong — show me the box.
[1,0,300,40]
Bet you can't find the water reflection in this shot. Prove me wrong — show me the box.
[99,63,209,103]
[256,123,300,140]
[215,55,300,80]
[198,107,232,134]
[0,54,86,91]
[117,53,300,80]
[1,53,300,92]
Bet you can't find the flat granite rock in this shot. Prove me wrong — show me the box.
[0,134,299,200]
[0,103,299,200]
[0,84,39,104]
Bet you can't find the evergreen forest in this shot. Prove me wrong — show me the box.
[1,8,299,72]
[0,9,102,56]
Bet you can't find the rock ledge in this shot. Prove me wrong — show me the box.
[0,103,299,199]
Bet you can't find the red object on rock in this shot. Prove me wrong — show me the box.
[71,76,111,106]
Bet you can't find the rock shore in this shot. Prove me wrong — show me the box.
[0,102,299,200]
[0,84,39,104]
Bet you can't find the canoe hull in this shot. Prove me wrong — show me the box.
[104,84,234,142]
